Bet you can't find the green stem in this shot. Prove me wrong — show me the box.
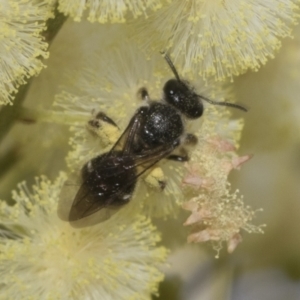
[0,82,32,141]
[0,146,20,180]
[44,6,68,43]
[17,107,88,125]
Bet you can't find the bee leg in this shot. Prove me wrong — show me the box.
[88,111,118,129]
[87,112,120,146]
[137,87,150,101]
[183,133,198,146]
[167,148,189,162]
[94,111,118,128]
[144,167,167,191]
[167,154,189,162]
[167,134,197,162]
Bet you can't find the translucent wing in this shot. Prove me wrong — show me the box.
[68,141,178,225]
[68,181,123,226]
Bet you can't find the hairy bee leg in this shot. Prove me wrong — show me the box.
[88,111,118,129]
[87,111,121,146]
[167,148,189,162]
[144,167,167,191]
[183,133,198,146]
[137,87,150,101]
[167,134,197,162]
[167,154,189,162]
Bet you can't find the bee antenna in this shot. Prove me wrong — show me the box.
[160,51,181,81]
[198,94,248,112]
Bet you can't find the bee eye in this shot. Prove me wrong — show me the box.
[163,79,203,119]
[164,79,181,97]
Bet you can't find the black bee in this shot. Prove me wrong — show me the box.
[67,110,180,222]
[62,54,246,224]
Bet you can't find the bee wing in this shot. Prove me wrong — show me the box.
[58,171,126,228]
[71,142,178,224]
[109,107,145,155]
[57,172,81,222]
[61,110,145,226]
[132,141,179,176]
[68,182,121,227]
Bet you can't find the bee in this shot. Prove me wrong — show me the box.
[59,54,246,225]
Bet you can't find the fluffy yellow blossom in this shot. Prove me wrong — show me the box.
[1,0,298,297]
[0,0,54,105]
[0,173,167,299]
[58,0,163,23]
[132,0,300,81]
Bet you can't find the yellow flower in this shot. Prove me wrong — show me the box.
[58,0,163,23]
[0,173,167,299]
[0,0,54,105]
[132,0,300,81]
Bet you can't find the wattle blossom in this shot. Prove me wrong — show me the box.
[0,0,54,105]
[0,173,167,299]
[58,0,163,23]
[1,0,297,297]
[132,0,300,81]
